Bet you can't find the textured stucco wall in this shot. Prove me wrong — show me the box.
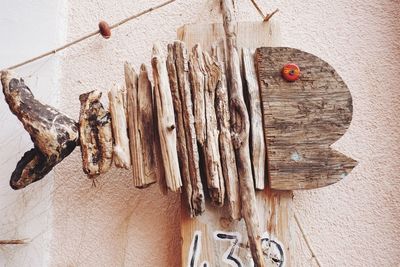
[1,0,399,266]
[0,1,66,266]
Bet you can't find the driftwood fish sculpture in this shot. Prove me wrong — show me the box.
[1,70,79,189]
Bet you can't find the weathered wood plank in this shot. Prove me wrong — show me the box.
[203,50,225,207]
[188,45,206,147]
[255,47,357,190]
[212,42,241,220]
[125,63,158,188]
[174,41,205,216]
[167,43,192,205]
[152,44,182,192]
[108,85,131,169]
[243,48,266,190]
[79,90,113,177]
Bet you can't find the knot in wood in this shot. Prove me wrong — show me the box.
[230,98,249,149]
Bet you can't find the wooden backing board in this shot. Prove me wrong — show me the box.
[255,47,357,190]
[179,22,294,267]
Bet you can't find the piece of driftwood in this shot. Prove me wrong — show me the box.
[174,41,205,216]
[212,42,241,220]
[203,51,225,207]
[188,44,206,146]
[125,63,158,188]
[79,90,113,177]
[255,47,357,190]
[152,44,182,192]
[179,21,294,267]
[108,85,131,169]
[220,0,264,265]
[242,48,266,190]
[1,71,79,190]
[167,43,192,203]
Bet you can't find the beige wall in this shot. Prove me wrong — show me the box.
[49,0,400,266]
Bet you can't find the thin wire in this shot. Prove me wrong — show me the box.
[294,211,323,267]
[4,0,176,71]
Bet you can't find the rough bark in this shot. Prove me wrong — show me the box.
[1,70,79,190]
[152,43,182,192]
[108,85,131,169]
[212,43,241,220]
[220,0,264,266]
[203,51,225,207]
[242,48,266,190]
[174,41,205,216]
[79,90,113,177]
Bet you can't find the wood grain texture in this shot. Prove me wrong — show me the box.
[1,70,79,190]
[212,42,241,220]
[255,47,357,190]
[221,1,263,265]
[203,50,225,207]
[108,85,131,169]
[125,63,158,188]
[243,48,266,190]
[152,44,182,192]
[179,20,294,267]
[174,41,205,216]
[188,44,206,147]
[79,90,113,177]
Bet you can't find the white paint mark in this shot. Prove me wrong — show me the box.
[291,151,302,162]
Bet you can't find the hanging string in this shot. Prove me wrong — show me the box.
[294,211,323,267]
[4,0,176,71]
[0,239,27,245]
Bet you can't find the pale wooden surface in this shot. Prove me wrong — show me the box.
[174,41,205,216]
[243,48,266,190]
[203,51,225,207]
[212,42,241,220]
[125,63,158,188]
[179,21,294,267]
[152,44,182,192]
[108,85,131,169]
[255,47,357,190]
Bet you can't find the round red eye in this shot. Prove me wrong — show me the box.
[281,63,300,82]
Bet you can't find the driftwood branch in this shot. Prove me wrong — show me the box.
[125,63,158,188]
[242,48,266,190]
[108,85,131,169]
[220,0,264,265]
[168,42,205,215]
[79,90,113,177]
[188,45,206,147]
[174,41,205,215]
[212,43,241,220]
[1,70,79,190]
[167,43,192,200]
[152,44,182,192]
[203,51,225,207]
